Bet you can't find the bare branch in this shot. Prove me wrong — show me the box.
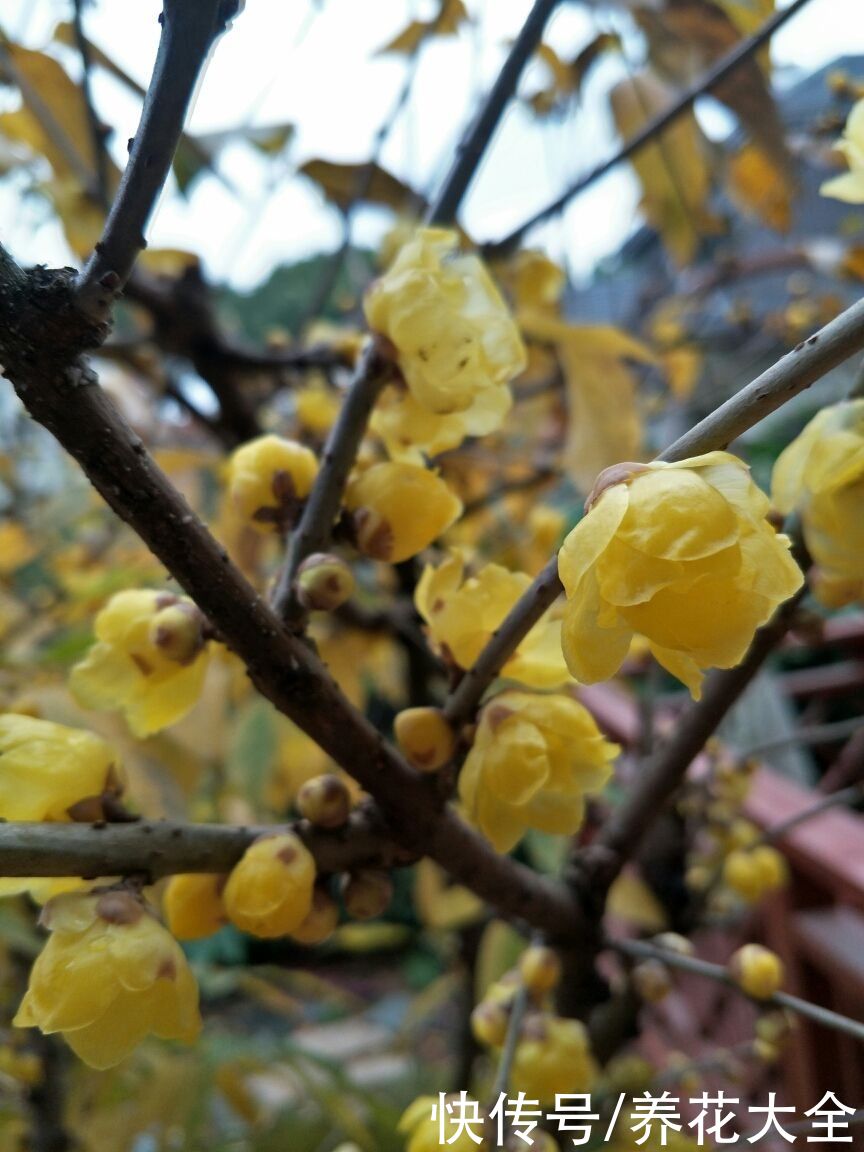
[590,587,807,884]
[72,0,111,211]
[448,294,864,727]
[75,0,241,322]
[271,338,395,625]
[426,0,560,225]
[609,935,864,1047]
[482,0,816,258]
[443,555,562,731]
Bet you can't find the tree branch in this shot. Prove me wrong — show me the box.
[589,587,806,885]
[447,294,864,722]
[75,0,241,322]
[0,245,583,938]
[271,338,395,625]
[426,0,560,225]
[482,0,815,258]
[443,555,562,731]
[72,0,111,211]
[609,934,864,1047]
[0,813,405,880]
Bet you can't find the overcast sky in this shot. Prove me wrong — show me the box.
[3,0,864,289]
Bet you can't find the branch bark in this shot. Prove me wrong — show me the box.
[75,0,240,321]
[426,0,560,225]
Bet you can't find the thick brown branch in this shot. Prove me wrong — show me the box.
[76,0,240,321]
[0,248,583,939]
[0,814,404,879]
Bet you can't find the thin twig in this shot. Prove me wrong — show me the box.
[443,555,562,730]
[445,294,864,734]
[271,338,394,624]
[75,0,241,321]
[591,588,806,883]
[741,715,864,757]
[482,0,815,257]
[426,0,560,225]
[608,935,864,1047]
[72,0,111,210]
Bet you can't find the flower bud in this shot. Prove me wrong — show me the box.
[149,601,206,665]
[729,944,784,1000]
[296,774,352,829]
[163,873,226,940]
[394,707,455,772]
[652,932,694,958]
[519,945,561,996]
[224,832,315,938]
[632,959,672,1003]
[226,434,319,534]
[295,553,355,612]
[290,887,340,945]
[341,869,393,921]
[470,999,509,1047]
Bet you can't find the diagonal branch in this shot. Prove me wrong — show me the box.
[444,294,864,727]
[481,0,815,258]
[0,244,584,939]
[75,0,241,322]
[426,0,560,225]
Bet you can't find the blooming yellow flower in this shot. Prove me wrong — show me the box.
[70,590,210,737]
[459,690,617,852]
[416,550,570,688]
[364,228,526,431]
[558,452,803,699]
[371,384,509,463]
[163,874,227,940]
[820,97,864,203]
[224,832,315,938]
[345,462,462,563]
[511,1015,597,1106]
[226,434,319,533]
[0,715,126,902]
[14,889,201,1069]
[0,714,123,822]
[398,1095,487,1152]
[771,399,864,607]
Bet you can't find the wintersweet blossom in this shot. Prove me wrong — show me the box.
[558,452,803,698]
[771,398,864,607]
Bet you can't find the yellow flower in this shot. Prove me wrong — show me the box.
[224,832,315,938]
[70,590,210,737]
[345,462,462,563]
[730,943,784,999]
[226,434,319,533]
[772,399,864,607]
[14,889,201,1069]
[511,1015,597,1106]
[416,550,570,688]
[723,846,787,904]
[558,452,803,699]
[163,874,227,940]
[820,97,864,203]
[459,690,617,852]
[398,1095,487,1152]
[0,715,126,902]
[371,384,509,463]
[0,714,123,822]
[364,228,526,431]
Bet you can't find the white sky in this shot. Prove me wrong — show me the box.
[3,0,864,289]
